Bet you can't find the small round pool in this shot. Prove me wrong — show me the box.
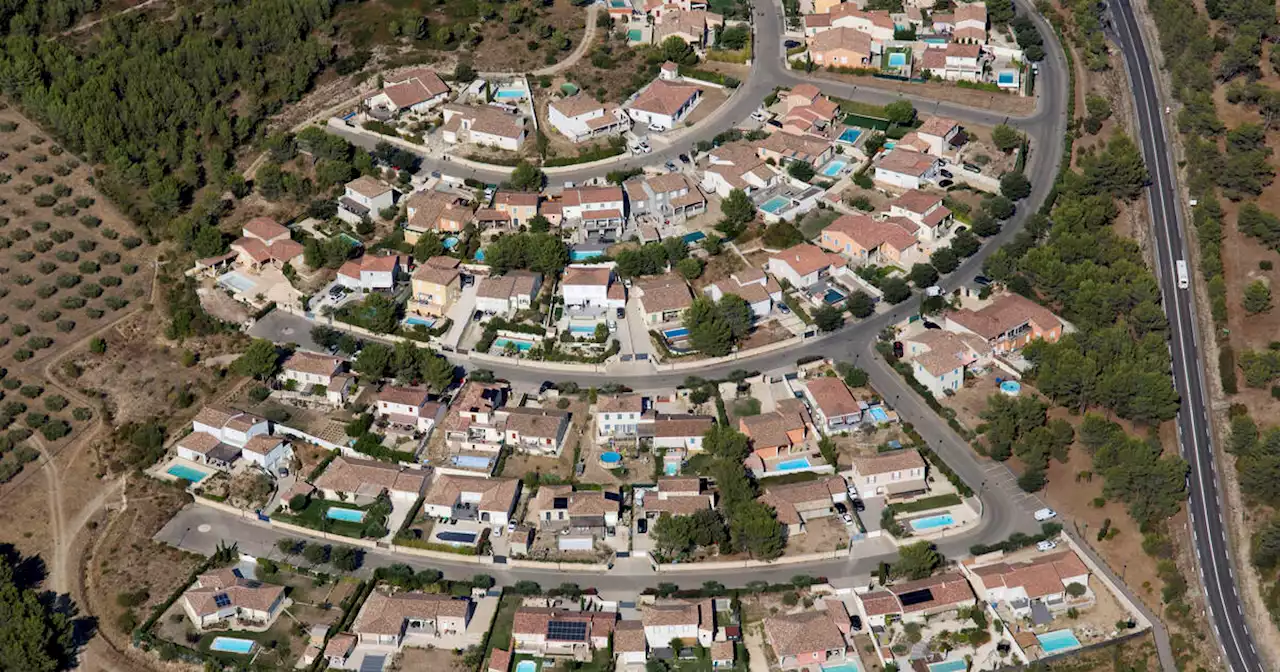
[1000,380,1022,396]
[600,451,622,466]
[443,236,460,250]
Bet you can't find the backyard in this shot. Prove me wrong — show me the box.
[274,492,392,539]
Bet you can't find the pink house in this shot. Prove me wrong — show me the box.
[763,609,849,668]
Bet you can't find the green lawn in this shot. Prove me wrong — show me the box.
[482,595,524,668]
[274,497,385,539]
[886,493,963,515]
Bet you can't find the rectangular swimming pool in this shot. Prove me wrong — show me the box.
[664,462,680,476]
[493,337,534,352]
[515,660,539,672]
[453,455,492,469]
[209,637,256,654]
[775,457,812,471]
[662,327,689,339]
[628,28,642,41]
[760,196,791,214]
[494,88,526,100]
[868,407,889,423]
[436,531,477,545]
[570,324,598,334]
[217,271,256,294]
[927,660,968,672]
[820,161,847,178]
[909,513,954,531]
[998,71,1016,85]
[404,316,436,328]
[326,507,366,523]
[1037,629,1082,654]
[823,288,846,304]
[571,250,603,262]
[887,52,908,67]
[839,128,862,144]
[682,231,707,244]
[167,464,209,483]
[821,661,861,672]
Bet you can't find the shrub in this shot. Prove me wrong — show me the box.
[11,324,29,336]
[44,395,67,412]
[54,250,77,263]
[121,237,142,250]
[86,308,103,319]
[33,193,56,207]
[60,297,85,309]
[36,260,56,274]
[56,274,79,288]
[26,336,53,349]
[101,228,118,240]
[100,275,121,287]
[40,420,71,441]
[14,299,33,310]
[55,320,74,333]
[76,240,95,252]
[37,309,60,322]
[35,285,57,299]
[15,251,33,262]
[79,284,102,298]
[78,261,99,274]
[50,229,72,243]
[79,215,101,228]
[99,251,120,265]
[105,296,129,310]
[31,220,50,232]
[19,385,43,398]
[72,407,92,421]
[122,263,139,275]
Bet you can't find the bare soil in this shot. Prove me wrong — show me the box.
[807,71,1037,116]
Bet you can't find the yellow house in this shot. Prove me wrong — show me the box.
[494,191,541,227]
[410,256,462,316]
[814,0,843,13]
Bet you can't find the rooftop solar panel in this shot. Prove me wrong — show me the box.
[897,588,935,607]
[547,619,588,642]
[213,593,232,608]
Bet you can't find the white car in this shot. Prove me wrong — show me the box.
[1033,507,1058,522]
[647,122,666,132]
[629,144,643,155]
[1036,540,1058,552]
[751,110,768,122]
[842,512,854,525]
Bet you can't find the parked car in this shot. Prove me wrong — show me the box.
[751,110,768,122]
[678,153,691,164]
[922,320,941,330]
[1034,507,1058,521]
[637,518,648,534]
[962,163,981,173]
[648,122,666,132]
[850,615,863,631]
[784,39,801,48]
[616,307,625,319]
[940,169,953,178]
[851,498,865,512]
[842,512,854,524]
[835,502,848,514]
[974,275,992,286]
[665,160,678,172]
[1036,540,1058,552]
[938,179,954,188]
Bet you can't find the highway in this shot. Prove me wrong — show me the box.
[1109,1,1264,670]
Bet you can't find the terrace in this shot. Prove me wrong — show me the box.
[750,183,824,223]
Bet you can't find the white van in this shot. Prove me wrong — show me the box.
[1033,507,1057,522]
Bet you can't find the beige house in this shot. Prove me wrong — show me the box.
[182,567,288,630]
[351,590,473,647]
[410,255,462,316]
[848,449,928,497]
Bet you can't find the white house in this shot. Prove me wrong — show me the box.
[826,5,896,41]
[888,190,953,242]
[281,352,344,391]
[336,254,401,292]
[627,80,702,131]
[528,485,622,529]
[376,385,446,433]
[475,271,543,315]
[765,243,847,289]
[339,176,395,224]
[940,42,984,82]
[192,405,269,447]
[964,550,1092,618]
[441,104,527,151]
[801,377,863,434]
[635,276,694,325]
[562,186,627,238]
[241,217,290,245]
[701,142,784,198]
[241,434,290,471]
[561,264,627,310]
[182,567,288,630]
[913,116,962,157]
[499,407,572,456]
[312,455,429,503]
[364,68,451,116]
[704,268,782,318]
[874,149,940,190]
[547,94,631,143]
[511,609,616,656]
[902,330,985,397]
[595,394,648,442]
[614,622,648,666]
[642,598,716,648]
[421,474,521,526]
[440,381,509,452]
[643,414,715,451]
[848,449,928,496]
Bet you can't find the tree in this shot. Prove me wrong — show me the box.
[354,342,393,379]
[232,339,280,380]
[864,132,887,155]
[685,298,734,356]
[847,291,874,318]
[0,550,81,672]
[287,493,310,511]
[676,257,703,280]
[658,35,698,65]
[528,214,550,233]
[509,161,545,191]
[718,24,750,50]
[1000,172,1032,200]
[330,546,362,572]
[884,100,916,125]
[931,247,959,274]
[1081,134,1149,200]
[302,542,331,565]
[89,337,106,354]
[894,541,942,580]
[1244,280,1272,314]
[730,500,785,559]
[813,305,845,332]
[255,162,286,200]
[1065,582,1087,597]
[990,124,1022,153]
[720,189,756,229]
[761,221,805,249]
[908,263,939,288]
[413,231,445,262]
[881,277,912,304]
[702,425,752,463]
[786,161,816,182]
[276,538,302,555]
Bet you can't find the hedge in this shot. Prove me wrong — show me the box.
[677,66,741,88]
[886,493,963,515]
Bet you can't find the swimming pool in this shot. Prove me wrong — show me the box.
[662,327,689,339]
[570,324,598,335]
[823,288,846,304]
[820,160,847,178]
[515,661,539,672]
[474,249,486,261]
[884,141,897,150]
[404,316,437,328]
[682,231,707,244]
[443,236,460,250]
[610,0,628,7]
[494,88,526,100]
[998,71,1016,85]
[601,451,622,465]
[209,637,256,654]
[217,271,256,294]
[775,457,812,471]
[1000,380,1022,396]
[326,507,366,523]
[167,464,209,483]
[453,455,492,469]
[1037,629,1082,654]
[338,233,363,248]
[868,406,889,423]
[628,28,642,41]
[927,660,968,672]
[839,128,863,144]
[493,337,534,352]
[760,196,791,215]
[887,51,908,67]
[571,249,603,262]
[436,531,478,545]
[664,462,680,476]
[821,661,861,672]
[909,513,955,531]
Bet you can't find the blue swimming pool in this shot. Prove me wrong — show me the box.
[601,451,622,465]
[888,51,908,67]
[1037,629,1082,654]
[820,160,847,178]
[760,196,791,214]
[570,324,598,334]
[515,660,539,672]
[839,128,862,144]
[217,271,256,293]
[664,462,680,476]
[823,288,846,304]
[682,231,707,244]
[663,327,689,339]
[209,637,256,654]
[884,140,897,150]
[1000,380,1022,396]
[998,71,1016,85]
[338,233,364,248]
[821,661,861,672]
[571,250,603,262]
[909,513,955,531]
[494,88,526,100]
[927,660,968,672]
[628,28,642,41]
[494,337,534,352]
[405,316,437,328]
[474,249,486,261]
[868,407,889,423]
[167,464,209,483]
[327,507,366,523]
[776,457,812,471]
[453,455,492,469]
[443,236,460,250]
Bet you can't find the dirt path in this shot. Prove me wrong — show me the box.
[61,0,165,36]
[31,436,67,589]
[532,4,600,76]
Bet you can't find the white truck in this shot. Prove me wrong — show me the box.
[1176,259,1189,290]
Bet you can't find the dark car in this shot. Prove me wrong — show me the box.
[834,502,848,514]
[893,341,904,358]
[940,169,953,178]
[637,518,648,534]
[851,498,866,512]
[679,153,691,164]
[850,615,863,631]
[923,320,941,330]
[784,39,801,48]
[963,163,982,173]
[974,275,992,286]
[616,307,625,319]
[938,179,953,188]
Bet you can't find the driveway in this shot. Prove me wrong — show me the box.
[442,283,479,350]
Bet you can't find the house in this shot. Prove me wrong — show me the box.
[404,190,474,241]
[175,432,242,471]
[441,104,527,151]
[802,377,863,433]
[635,277,694,324]
[739,400,811,460]
[625,173,708,220]
[376,385,446,433]
[229,235,305,270]
[562,264,627,310]
[179,405,271,468]
[701,142,783,198]
[337,254,401,292]
[475,271,543,315]
[494,191,541,227]
[499,407,572,455]
[614,621,648,665]
[874,149,940,189]
[711,641,736,668]
[888,190,953,242]
[642,477,716,518]
[831,6,896,40]
[364,68,451,116]
[440,381,509,451]
[855,572,976,627]
[595,394,649,441]
[352,591,472,647]
[281,352,344,392]
[765,243,847,289]
[942,292,1064,354]
[640,413,715,451]
[848,449,928,497]
[780,90,841,136]
[939,42,984,82]
[805,27,873,69]
[319,634,356,669]
[410,255,462,316]
[911,116,962,157]
[953,1,987,42]
[818,213,921,267]
[339,176,395,224]
[758,476,847,535]
[964,549,1092,618]
[642,598,716,648]
[241,434,290,471]
[704,268,782,318]
[762,609,849,668]
[627,80,702,131]
[548,94,631,143]
[528,485,623,529]
[753,132,834,167]
[241,217,290,245]
[902,330,986,397]
[313,455,429,502]
[182,567,288,630]
[562,186,627,238]
[655,9,723,46]
[511,608,617,656]
[421,473,521,525]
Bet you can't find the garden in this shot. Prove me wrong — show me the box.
[275,490,393,539]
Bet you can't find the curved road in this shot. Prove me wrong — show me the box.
[1109,0,1264,669]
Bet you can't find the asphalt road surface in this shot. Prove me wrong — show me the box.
[1110,1,1264,669]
